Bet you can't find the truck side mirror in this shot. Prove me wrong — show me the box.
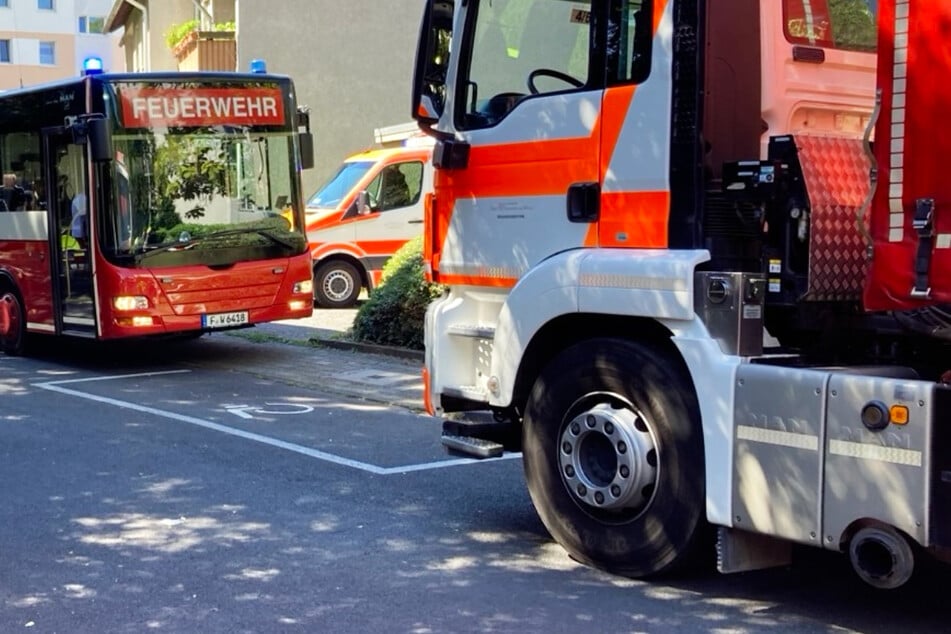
[412,1,453,130]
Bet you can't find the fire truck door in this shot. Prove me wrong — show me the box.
[433,0,602,286]
[43,128,96,336]
[597,0,671,249]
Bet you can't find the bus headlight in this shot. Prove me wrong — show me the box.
[293,279,313,295]
[113,296,149,311]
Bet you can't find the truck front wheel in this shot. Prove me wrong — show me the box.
[522,338,706,578]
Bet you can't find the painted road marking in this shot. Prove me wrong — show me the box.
[34,371,520,475]
[224,403,316,419]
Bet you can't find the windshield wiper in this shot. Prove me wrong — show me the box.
[205,227,300,250]
[135,227,299,261]
[135,239,199,260]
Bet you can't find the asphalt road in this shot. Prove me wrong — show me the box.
[1,336,949,633]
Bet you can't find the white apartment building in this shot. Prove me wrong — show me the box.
[0,0,120,91]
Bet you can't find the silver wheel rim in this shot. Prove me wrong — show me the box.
[559,401,658,514]
[322,269,355,303]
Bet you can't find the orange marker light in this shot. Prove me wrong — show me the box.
[890,405,910,425]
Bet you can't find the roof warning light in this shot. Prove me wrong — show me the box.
[82,56,104,75]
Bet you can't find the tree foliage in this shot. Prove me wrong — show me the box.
[829,0,877,52]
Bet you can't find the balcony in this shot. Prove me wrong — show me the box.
[173,30,236,72]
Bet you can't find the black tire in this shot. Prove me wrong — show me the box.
[314,260,362,308]
[0,286,26,356]
[522,338,706,578]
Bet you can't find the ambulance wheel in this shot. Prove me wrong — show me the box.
[0,287,26,356]
[314,260,361,308]
[522,338,706,578]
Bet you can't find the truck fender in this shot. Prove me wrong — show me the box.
[490,248,741,527]
[490,248,711,407]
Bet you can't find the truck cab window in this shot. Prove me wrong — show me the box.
[608,1,653,85]
[460,0,593,129]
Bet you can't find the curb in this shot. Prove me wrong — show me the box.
[309,337,424,362]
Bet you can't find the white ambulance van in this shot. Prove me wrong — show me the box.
[305,140,433,307]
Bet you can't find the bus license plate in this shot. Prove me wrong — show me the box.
[202,311,249,329]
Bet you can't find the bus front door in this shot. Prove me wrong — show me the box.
[43,128,96,337]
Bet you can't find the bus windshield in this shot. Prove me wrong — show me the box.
[103,81,307,268]
[306,160,374,209]
[783,0,878,53]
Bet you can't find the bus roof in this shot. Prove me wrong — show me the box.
[0,71,294,100]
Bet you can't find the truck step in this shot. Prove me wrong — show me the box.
[442,385,489,403]
[447,324,496,339]
[441,434,505,459]
[442,415,520,451]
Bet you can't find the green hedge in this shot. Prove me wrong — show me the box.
[351,236,444,350]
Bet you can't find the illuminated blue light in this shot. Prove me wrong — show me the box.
[249,59,267,74]
[82,56,104,75]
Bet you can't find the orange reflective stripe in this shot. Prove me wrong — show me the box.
[435,273,518,289]
[599,191,670,248]
[599,85,637,178]
[654,0,669,33]
[422,366,434,415]
[459,136,598,198]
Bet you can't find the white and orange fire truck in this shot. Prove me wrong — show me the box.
[411,0,951,589]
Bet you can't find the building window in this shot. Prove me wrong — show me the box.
[78,16,105,34]
[0,40,9,63]
[39,41,55,65]
[38,0,54,10]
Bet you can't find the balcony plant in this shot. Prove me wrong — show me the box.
[165,20,237,71]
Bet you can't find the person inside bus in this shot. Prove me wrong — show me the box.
[70,190,88,248]
[28,179,45,211]
[0,173,26,211]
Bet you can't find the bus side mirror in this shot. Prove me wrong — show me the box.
[297,106,315,170]
[299,131,315,170]
[89,118,113,163]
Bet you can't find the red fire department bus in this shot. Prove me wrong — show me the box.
[0,68,316,355]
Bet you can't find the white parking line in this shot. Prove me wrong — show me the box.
[34,371,520,475]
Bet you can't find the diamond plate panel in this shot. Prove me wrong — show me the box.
[796,135,871,302]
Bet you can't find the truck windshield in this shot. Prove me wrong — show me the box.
[306,160,374,209]
[783,0,877,53]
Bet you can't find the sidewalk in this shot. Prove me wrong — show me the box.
[206,308,426,412]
